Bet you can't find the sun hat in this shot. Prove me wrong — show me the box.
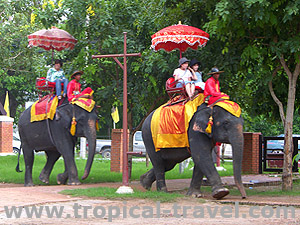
[189,59,201,68]
[207,67,224,75]
[178,57,190,67]
[71,70,83,79]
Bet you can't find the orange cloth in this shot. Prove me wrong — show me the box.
[215,100,241,117]
[151,95,241,151]
[71,97,95,112]
[30,95,58,122]
[151,94,205,151]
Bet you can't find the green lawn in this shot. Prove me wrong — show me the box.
[0,154,233,185]
[60,187,191,203]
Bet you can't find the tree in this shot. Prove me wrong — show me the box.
[205,0,300,190]
[0,0,51,119]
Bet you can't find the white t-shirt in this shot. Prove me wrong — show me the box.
[173,68,192,82]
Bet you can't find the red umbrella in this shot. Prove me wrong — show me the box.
[151,23,209,58]
[28,26,77,62]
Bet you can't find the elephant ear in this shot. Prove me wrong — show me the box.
[56,107,72,130]
[192,104,213,136]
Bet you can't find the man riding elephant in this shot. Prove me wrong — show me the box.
[67,70,93,102]
[204,67,229,105]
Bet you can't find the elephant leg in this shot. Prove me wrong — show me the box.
[39,151,61,184]
[140,160,178,191]
[140,168,156,190]
[57,159,68,185]
[23,147,34,187]
[191,146,229,199]
[186,164,203,198]
[193,154,229,199]
[61,150,80,185]
[153,160,178,192]
[152,161,167,192]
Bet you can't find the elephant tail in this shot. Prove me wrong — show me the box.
[15,147,23,173]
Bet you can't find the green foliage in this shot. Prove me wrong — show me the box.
[3,0,300,139]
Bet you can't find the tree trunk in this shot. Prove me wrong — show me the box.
[282,90,295,191]
[280,55,300,191]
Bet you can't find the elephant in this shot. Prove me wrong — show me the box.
[17,98,98,186]
[140,103,247,199]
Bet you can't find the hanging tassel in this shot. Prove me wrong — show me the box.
[70,117,77,136]
[205,116,213,134]
[96,120,99,131]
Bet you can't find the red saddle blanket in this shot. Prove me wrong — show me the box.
[151,94,205,151]
[30,95,58,122]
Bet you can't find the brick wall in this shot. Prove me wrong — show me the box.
[111,129,123,172]
[0,116,14,153]
[242,132,261,174]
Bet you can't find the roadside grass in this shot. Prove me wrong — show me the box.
[59,187,189,203]
[0,155,233,185]
[226,179,300,197]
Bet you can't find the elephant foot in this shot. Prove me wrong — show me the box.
[212,187,229,200]
[24,183,34,187]
[186,188,202,198]
[140,173,152,190]
[157,186,168,192]
[39,174,49,184]
[57,173,68,185]
[67,180,81,186]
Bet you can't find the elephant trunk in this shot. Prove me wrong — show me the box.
[231,131,247,199]
[81,119,96,180]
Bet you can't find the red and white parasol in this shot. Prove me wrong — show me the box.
[151,23,209,57]
[28,26,77,51]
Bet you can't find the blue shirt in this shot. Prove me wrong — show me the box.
[46,68,65,82]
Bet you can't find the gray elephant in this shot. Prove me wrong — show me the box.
[17,98,98,186]
[140,103,246,199]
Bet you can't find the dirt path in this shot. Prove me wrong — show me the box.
[0,181,300,224]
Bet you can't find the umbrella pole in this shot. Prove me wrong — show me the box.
[180,50,182,59]
[52,49,54,65]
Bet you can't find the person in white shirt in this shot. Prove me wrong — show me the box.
[173,57,197,99]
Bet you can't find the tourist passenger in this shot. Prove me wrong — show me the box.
[189,59,205,90]
[46,59,69,99]
[173,57,197,100]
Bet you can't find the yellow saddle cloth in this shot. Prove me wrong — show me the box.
[151,94,205,151]
[151,95,242,151]
[70,98,95,112]
[31,96,95,123]
[215,100,241,117]
[30,96,58,122]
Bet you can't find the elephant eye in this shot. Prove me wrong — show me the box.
[223,120,230,126]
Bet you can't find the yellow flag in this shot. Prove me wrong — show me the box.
[4,91,10,117]
[111,106,119,123]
